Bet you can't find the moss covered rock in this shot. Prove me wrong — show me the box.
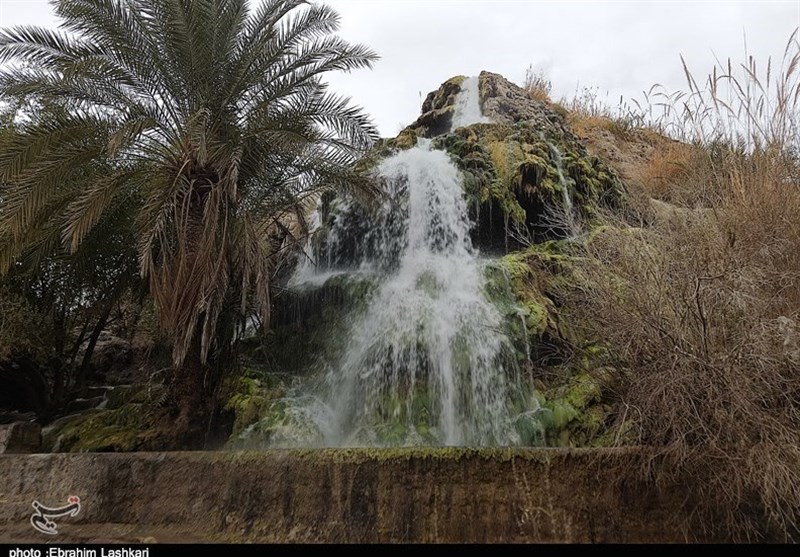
[315,71,626,258]
[229,72,633,450]
[382,72,626,251]
[483,239,582,371]
[409,75,466,138]
[537,366,621,447]
[43,403,152,452]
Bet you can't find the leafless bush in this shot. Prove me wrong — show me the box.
[564,31,800,540]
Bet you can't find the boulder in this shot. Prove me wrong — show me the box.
[89,334,134,383]
[0,421,41,453]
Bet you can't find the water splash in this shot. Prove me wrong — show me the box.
[308,139,521,446]
[451,76,491,130]
[289,201,323,287]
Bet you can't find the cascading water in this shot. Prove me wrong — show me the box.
[318,139,520,446]
[548,143,580,238]
[276,76,537,447]
[452,76,491,129]
[289,203,323,287]
[288,198,357,287]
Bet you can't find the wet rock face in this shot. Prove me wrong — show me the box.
[401,72,577,145]
[403,75,465,139]
[0,450,734,542]
[316,71,625,268]
[258,73,627,451]
[0,421,41,453]
[387,71,625,251]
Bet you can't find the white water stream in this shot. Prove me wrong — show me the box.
[284,77,527,446]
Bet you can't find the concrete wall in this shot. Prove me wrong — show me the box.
[0,448,699,543]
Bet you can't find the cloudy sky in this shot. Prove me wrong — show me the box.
[0,0,797,136]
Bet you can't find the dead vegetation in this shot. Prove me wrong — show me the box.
[560,31,800,540]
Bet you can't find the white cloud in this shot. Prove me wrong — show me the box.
[1,0,797,136]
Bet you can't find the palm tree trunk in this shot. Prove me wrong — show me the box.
[169,327,212,449]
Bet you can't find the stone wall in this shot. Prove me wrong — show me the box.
[0,448,704,543]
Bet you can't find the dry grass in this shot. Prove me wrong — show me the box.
[563,85,645,140]
[523,64,552,103]
[566,113,619,138]
[635,141,698,202]
[563,31,800,540]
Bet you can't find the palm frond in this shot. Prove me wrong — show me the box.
[0,0,380,369]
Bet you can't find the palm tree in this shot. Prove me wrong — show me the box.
[0,0,379,443]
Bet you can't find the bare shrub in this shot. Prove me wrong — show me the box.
[565,31,800,540]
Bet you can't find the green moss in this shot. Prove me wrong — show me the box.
[225,377,273,437]
[591,415,637,448]
[562,372,603,409]
[52,403,150,452]
[236,446,554,464]
[104,385,135,409]
[428,119,624,238]
[547,400,580,430]
[219,364,305,441]
[533,367,618,447]
[493,249,562,337]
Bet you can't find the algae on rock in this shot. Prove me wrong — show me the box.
[43,403,152,452]
[223,71,632,450]
[387,72,626,251]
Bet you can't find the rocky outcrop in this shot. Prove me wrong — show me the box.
[399,75,466,139]
[479,71,571,133]
[388,72,626,252]
[0,421,41,453]
[228,72,628,450]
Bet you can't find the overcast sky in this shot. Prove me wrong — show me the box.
[0,0,797,136]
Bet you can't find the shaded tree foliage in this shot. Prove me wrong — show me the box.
[0,0,379,439]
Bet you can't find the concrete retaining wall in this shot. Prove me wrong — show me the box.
[0,448,698,543]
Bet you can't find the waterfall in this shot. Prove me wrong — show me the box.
[548,142,580,238]
[451,76,491,129]
[288,198,358,288]
[276,76,531,447]
[313,139,519,446]
[288,202,323,287]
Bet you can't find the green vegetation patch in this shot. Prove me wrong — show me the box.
[46,403,151,452]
